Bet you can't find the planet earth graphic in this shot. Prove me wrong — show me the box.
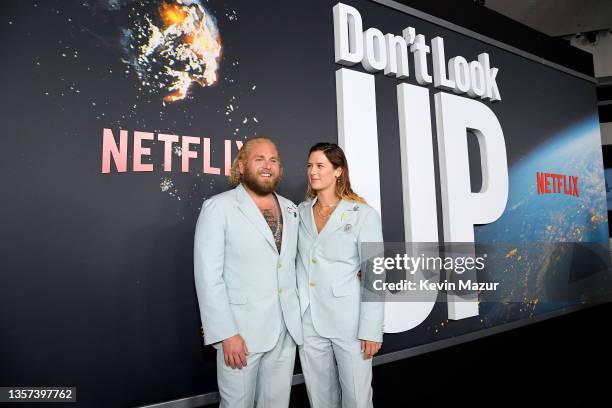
[474,115,612,326]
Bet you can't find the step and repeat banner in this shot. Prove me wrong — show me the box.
[1,0,610,406]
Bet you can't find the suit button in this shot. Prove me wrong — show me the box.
[277,262,282,269]
[278,288,283,294]
[311,258,317,264]
[309,282,315,288]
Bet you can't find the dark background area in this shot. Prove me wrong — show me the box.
[393,0,594,77]
[213,302,609,407]
[603,144,612,236]
[0,1,607,407]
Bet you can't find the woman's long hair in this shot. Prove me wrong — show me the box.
[305,142,366,203]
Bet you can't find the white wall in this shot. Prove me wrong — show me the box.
[569,31,612,146]
[601,122,612,145]
[569,31,612,78]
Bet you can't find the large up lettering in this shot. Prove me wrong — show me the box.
[333,3,509,332]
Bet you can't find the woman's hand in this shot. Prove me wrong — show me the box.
[360,340,382,359]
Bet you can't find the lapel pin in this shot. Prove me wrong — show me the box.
[341,212,348,221]
[344,224,352,232]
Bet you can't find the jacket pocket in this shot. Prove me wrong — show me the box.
[228,290,248,305]
[332,280,358,297]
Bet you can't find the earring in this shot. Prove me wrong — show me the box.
[336,177,340,184]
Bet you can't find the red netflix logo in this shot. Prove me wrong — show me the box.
[536,172,579,197]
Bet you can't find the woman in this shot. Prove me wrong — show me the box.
[296,142,384,408]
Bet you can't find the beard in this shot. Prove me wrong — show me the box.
[242,167,281,195]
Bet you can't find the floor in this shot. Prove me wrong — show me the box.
[206,302,611,407]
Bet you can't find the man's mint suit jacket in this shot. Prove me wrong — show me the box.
[194,184,304,352]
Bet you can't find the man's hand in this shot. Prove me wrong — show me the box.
[222,334,249,369]
[360,340,382,360]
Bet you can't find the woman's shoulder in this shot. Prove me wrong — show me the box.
[343,200,381,226]
[344,200,375,214]
[297,199,314,210]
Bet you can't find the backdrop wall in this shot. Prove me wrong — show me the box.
[1,1,608,406]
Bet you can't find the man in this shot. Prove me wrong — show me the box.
[194,137,303,407]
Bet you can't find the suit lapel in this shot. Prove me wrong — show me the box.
[235,184,277,252]
[316,199,355,244]
[299,198,317,240]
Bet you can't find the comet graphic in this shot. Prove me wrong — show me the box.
[122,0,222,103]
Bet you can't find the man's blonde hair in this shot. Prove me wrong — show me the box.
[228,137,280,186]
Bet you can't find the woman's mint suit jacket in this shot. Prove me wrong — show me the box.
[296,198,384,342]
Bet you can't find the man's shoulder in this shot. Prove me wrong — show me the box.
[202,187,237,209]
[208,188,236,201]
[275,193,299,210]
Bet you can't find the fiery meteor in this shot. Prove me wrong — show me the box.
[160,2,188,27]
[125,0,222,103]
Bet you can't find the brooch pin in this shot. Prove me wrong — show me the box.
[287,206,297,218]
[344,224,352,232]
[352,204,359,211]
[341,211,348,221]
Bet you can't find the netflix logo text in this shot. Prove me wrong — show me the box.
[536,172,579,197]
